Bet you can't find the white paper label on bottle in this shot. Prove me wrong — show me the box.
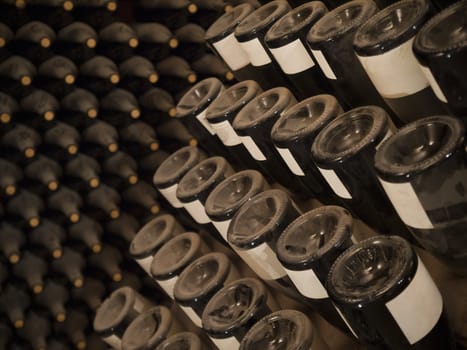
[420,65,448,103]
[102,334,122,349]
[184,199,211,224]
[159,184,184,208]
[213,33,250,71]
[386,256,443,344]
[269,39,315,75]
[157,276,178,299]
[180,305,202,327]
[357,38,429,98]
[311,49,336,80]
[240,135,266,161]
[135,256,154,276]
[210,335,240,350]
[211,120,242,146]
[284,267,328,299]
[378,178,434,229]
[196,110,216,135]
[275,146,305,176]
[212,219,231,241]
[334,304,359,339]
[317,167,352,199]
[239,37,272,67]
[244,243,287,280]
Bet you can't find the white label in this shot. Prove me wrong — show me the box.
[196,110,216,136]
[269,39,315,75]
[212,219,231,241]
[157,276,178,299]
[311,49,336,80]
[212,33,250,71]
[420,65,448,103]
[239,37,272,67]
[240,135,266,161]
[284,267,328,299]
[334,304,359,339]
[378,178,434,229]
[210,335,240,350]
[184,199,211,224]
[180,305,202,328]
[275,146,305,176]
[135,255,154,276]
[159,184,184,208]
[102,334,122,349]
[211,120,242,146]
[386,256,443,344]
[244,243,287,280]
[318,167,352,199]
[357,38,429,98]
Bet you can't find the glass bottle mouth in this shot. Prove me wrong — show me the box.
[202,278,266,335]
[276,206,353,268]
[228,189,291,249]
[206,80,262,123]
[240,310,313,350]
[129,215,175,258]
[233,87,295,130]
[327,235,414,306]
[375,115,464,180]
[93,287,135,333]
[175,78,223,118]
[153,146,206,188]
[121,306,171,350]
[206,3,256,41]
[151,232,201,279]
[354,0,431,56]
[235,1,291,38]
[307,0,378,45]
[271,94,341,143]
[155,332,202,350]
[311,106,389,164]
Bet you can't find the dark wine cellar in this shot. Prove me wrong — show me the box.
[0,0,466,349]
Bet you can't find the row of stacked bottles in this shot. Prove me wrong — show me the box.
[1,0,467,349]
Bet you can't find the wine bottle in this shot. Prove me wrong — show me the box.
[239,309,328,350]
[0,22,14,61]
[0,283,30,329]
[234,1,294,90]
[81,120,119,157]
[122,181,160,217]
[51,247,85,288]
[98,21,139,62]
[202,277,278,349]
[0,222,26,264]
[353,0,447,125]
[175,77,229,158]
[42,121,80,158]
[264,2,336,101]
[55,21,98,63]
[85,184,121,220]
[118,55,159,94]
[29,218,66,259]
[0,92,18,125]
[133,22,178,62]
[53,308,89,350]
[73,0,118,30]
[311,105,413,240]
[173,23,207,61]
[100,88,141,127]
[25,0,74,30]
[174,252,240,328]
[119,121,159,155]
[270,94,344,205]
[63,152,100,191]
[88,245,123,282]
[68,214,103,253]
[327,235,452,349]
[60,88,99,127]
[18,89,59,125]
[0,158,22,197]
[139,87,177,121]
[6,189,44,228]
[34,280,69,322]
[413,1,467,121]
[156,56,198,94]
[17,311,51,350]
[0,56,36,97]
[205,3,257,82]
[71,277,106,311]
[78,55,120,96]
[24,155,62,193]
[154,332,207,350]
[12,251,47,294]
[93,286,152,349]
[12,21,55,63]
[150,232,210,299]
[121,305,184,350]
[134,0,196,29]
[36,55,78,97]
[47,186,82,223]
[105,212,140,243]
[129,213,185,275]
[102,151,139,188]
[1,123,40,161]
[375,115,467,276]
[138,149,170,183]
[191,53,235,83]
